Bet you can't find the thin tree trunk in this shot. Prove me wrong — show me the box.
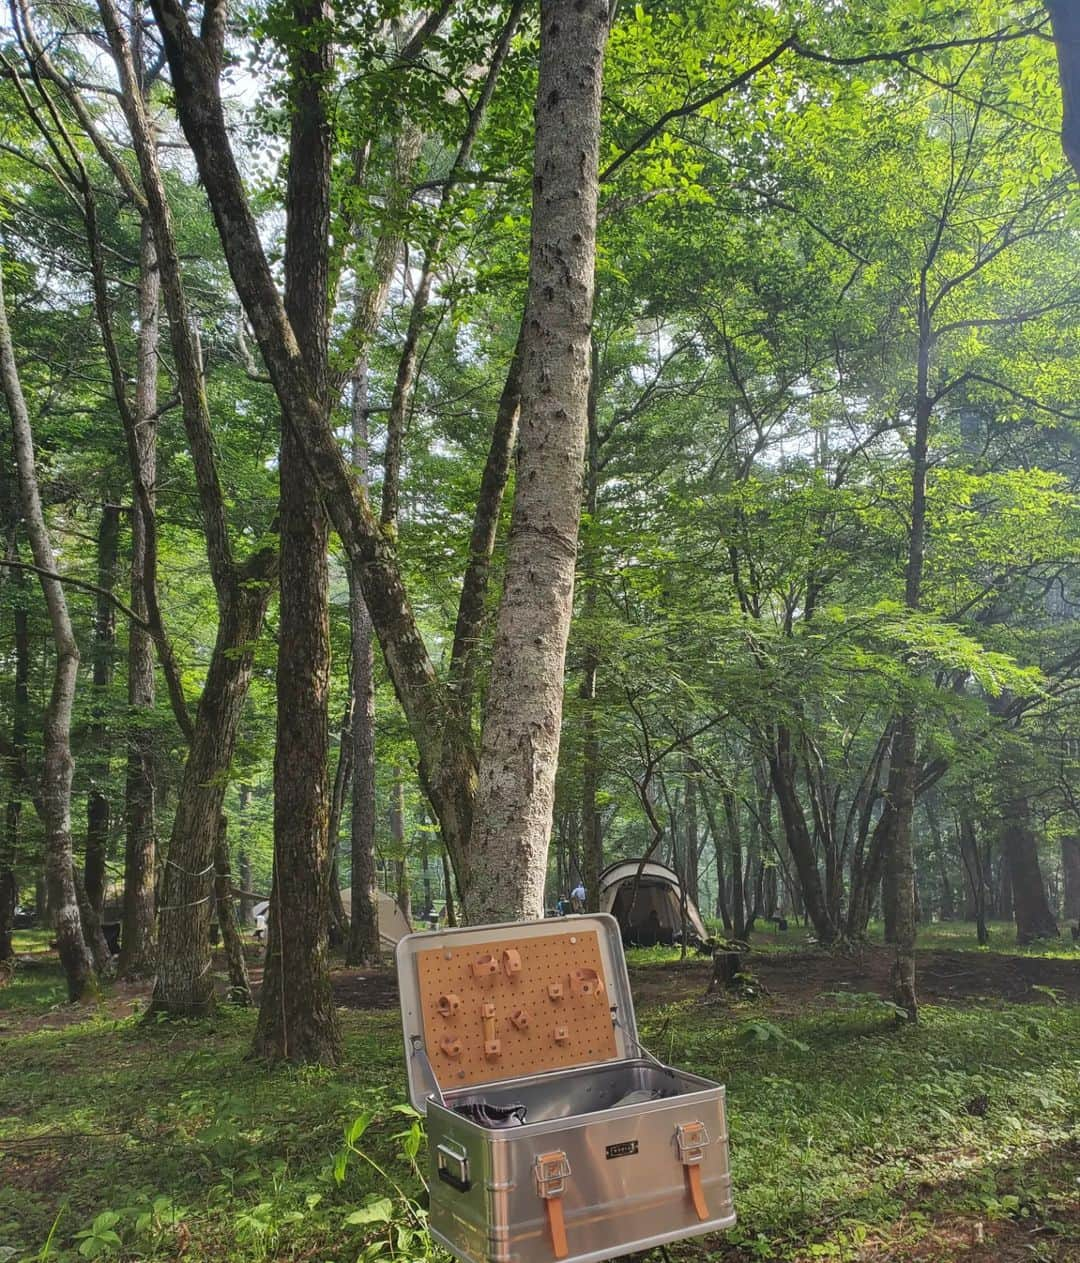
[699,784,732,933]
[0,584,28,964]
[118,223,159,979]
[346,375,380,966]
[214,817,251,1005]
[580,355,602,914]
[1001,793,1058,943]
[441,848,457,927]
[150,585,274,1016]
[327,711,352,945]
[885,287,935,1024]
[1063,834,1080,923]
[390,771,412,923]
[0,260,95,1001]
[73,865,113,974]
[683,756,700,910]
[95,0,280,1015]
[237,784,253,927]
[723,790,746,940]
[463,0,610,920]
[768,728,836,942]
[1048,1,1080,180]
[85,503,120,915]
[253,0,340,1065]
[957,813,989,944]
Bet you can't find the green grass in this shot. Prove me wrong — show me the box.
[1,951,1077,1262]
[864,919,1080,959]
[626,919,1080,966]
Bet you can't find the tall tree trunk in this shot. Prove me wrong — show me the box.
[326,712,352,945]
[342,123,420,966]
[699,784,732,933]
[441,848,457,927]
[150,584,274,1016]
[0,260,95,1001]
[345,378,380,966]
[237,784,253,927]
[118,225,160,979]
[768,729,836,942]
[252,0,339,1064]
[957,814,989,945]
[463,0,611,920]
[1,596,29,963]
[885,288,934,1024]
[85,503,120,915]
[421,822,433,916]
[214,817,251,1005]
[1001,793,1058,943]
[1063,834,1080,923]
[96,0,280,1014]
[580,355,602,914]
[723,790,746,940]
[391,773,412,924]
[1048,1,1080,180]
[847,798,894,939]
[683,756,700,910]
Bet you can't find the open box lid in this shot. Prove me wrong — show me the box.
[395,914,640,1113]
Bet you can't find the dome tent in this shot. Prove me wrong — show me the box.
[252,887,411,949]
[598,859,709,947]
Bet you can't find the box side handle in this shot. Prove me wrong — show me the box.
[436,1141,471,1193]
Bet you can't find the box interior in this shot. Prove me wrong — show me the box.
[443,1058,708,1126]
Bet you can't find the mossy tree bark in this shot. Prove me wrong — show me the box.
[0,259,96,1001]
[462,0,611,921]
[252,0,340,1064]
[118,216,160,980]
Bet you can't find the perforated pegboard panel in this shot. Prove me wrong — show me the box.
[416,929,618,1090]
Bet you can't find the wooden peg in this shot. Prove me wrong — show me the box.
[502,948,522,976]
[437,993,460,1017]
[471,953,499,979]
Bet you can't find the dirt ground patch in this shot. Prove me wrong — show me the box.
[627,946,1080,1011]
[4,943,1077,1034]
[324,942,1080,1016]
[330,966,401,1009]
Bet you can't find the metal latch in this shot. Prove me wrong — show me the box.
[675,1122,710,1222]
[534,1150,572,1197]
[436,1140,471,1194]
[534,1150,571,1260]
[675,1120,710,1164]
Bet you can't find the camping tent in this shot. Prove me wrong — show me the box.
[598,859,709,947]
[340,888,413,947]
[251,888,412,949]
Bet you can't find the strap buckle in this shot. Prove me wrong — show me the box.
[534,1150,572,1197]
[675,1120,710,1164]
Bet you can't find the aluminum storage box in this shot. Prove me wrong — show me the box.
[396,915,734,1263]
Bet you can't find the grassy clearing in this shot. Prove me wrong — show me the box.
[1,940,1077,1263]
[633,919,1080,967]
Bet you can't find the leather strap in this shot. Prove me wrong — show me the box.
[544,1194,568,1258]
[685,1162,708,1222]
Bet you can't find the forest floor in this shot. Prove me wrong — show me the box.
[0,924,1077,1262]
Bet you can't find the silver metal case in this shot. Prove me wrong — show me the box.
[396,916,735,1263]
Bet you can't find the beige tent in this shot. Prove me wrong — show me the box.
[599,860,709,946]
[340,887,413,948]
[252,888,412,949]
